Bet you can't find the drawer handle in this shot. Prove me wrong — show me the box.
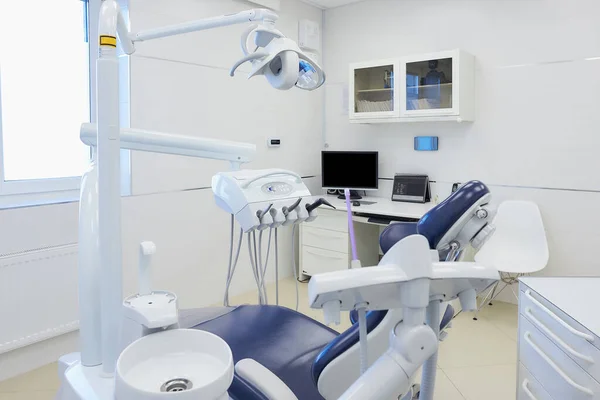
[525,290,594,342]
[526,308,595,364]
[522,379,538,400]
[306,250,346,261]
[307,231,344,240]
[524,331,594,396]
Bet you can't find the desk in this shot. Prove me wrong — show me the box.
[299,196,434,278]
[326,196,433,221]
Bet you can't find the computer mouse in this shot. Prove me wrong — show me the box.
[352,201,361,207]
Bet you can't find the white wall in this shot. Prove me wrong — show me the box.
[0,0,323,380]
[323,0,600,285]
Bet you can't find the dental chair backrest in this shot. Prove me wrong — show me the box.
[313,181,493,400]
[380,181,493,259]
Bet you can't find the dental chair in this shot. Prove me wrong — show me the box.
[186,180,495,400]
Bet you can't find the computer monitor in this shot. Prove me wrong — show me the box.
[321,151,379,197]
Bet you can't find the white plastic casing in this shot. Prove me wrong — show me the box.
[122,291,178,329]
[323,301,341,326]
[235,359,298,400]
[212,169,313,232]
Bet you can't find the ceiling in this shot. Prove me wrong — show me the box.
[301,0,370,9]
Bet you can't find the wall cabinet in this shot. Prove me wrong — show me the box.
[349,50,474,123]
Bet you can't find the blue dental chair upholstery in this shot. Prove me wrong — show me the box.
[380,180,490,253]
[191,180,489,400]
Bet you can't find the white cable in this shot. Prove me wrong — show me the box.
[291,224,299,311]
[357,307,368,375]
[252,231,266,304]
[248,232,263,304]
[258,230,265,300]
[260,228,273,299]
[224,215,235,306]
[223,216,243,306]
[275,228,279,305]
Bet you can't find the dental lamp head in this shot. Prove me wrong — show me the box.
[230,20,326,91]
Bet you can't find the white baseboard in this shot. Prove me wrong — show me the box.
[0,331,79,382]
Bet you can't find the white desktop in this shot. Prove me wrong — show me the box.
[299,195,433,278]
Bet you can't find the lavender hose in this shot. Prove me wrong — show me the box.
[344,189,359,261]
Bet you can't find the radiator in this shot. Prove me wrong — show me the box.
[0,244,79,354]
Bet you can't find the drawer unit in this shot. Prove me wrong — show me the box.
[520,288,600,382]
[302,226,348,254]
[519,315,600,399]
[308,208,348,232]
[301,246,349,276]
[518,363,554,400]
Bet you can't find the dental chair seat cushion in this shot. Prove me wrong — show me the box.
[191,305,338,400]
[417,180,490,249]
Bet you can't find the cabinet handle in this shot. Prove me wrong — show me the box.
[525,290,594,342]
[306,249,345,261]
[525,308,594,364]
[524,331,594,396]
[522,380,538,400]
[307,231,343,240]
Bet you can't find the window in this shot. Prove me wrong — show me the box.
[0,0,130,208]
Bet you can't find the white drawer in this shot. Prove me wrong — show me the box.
[302,226,348,254]
[519,315,600,400]
[518,363,554,400]
[520,285,599,351]
[307,208,348,233]
[301,246,348,276]
[520,288,600,383]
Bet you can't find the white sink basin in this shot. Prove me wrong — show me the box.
[115,329,233,399]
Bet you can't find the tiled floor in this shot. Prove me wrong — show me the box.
[0,278,518,399]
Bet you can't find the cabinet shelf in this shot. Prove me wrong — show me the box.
[357,88,393,93]
[407,83,453,89]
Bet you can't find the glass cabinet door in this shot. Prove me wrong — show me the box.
[353,64,395,115]
[405,57,453,112]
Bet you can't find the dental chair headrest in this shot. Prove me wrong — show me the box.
[380,181,491,253]
[418,180,490,250]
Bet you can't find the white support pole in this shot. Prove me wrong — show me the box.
[78,163,102,367]
[132,9,278,42]
[98,0,123,376]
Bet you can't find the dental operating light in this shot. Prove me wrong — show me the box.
[229,22,326,90]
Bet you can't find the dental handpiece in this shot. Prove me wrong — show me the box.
[256,203,274,220]
[306,198,336,213]
[282,198,302,216]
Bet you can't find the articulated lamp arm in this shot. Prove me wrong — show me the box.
[99,0,278,55]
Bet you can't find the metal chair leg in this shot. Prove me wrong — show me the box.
[487,283,499,306]
[473,282,497,321]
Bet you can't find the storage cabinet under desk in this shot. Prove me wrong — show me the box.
[518,278,600,400]
[299,209,380,278]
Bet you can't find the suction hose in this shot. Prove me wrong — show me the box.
[420,301,441,400]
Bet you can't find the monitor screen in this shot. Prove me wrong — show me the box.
[321,151,379,190]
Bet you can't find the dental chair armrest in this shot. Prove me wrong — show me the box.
[235,359,299,400]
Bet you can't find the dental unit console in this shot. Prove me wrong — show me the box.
[213,169,334,232]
